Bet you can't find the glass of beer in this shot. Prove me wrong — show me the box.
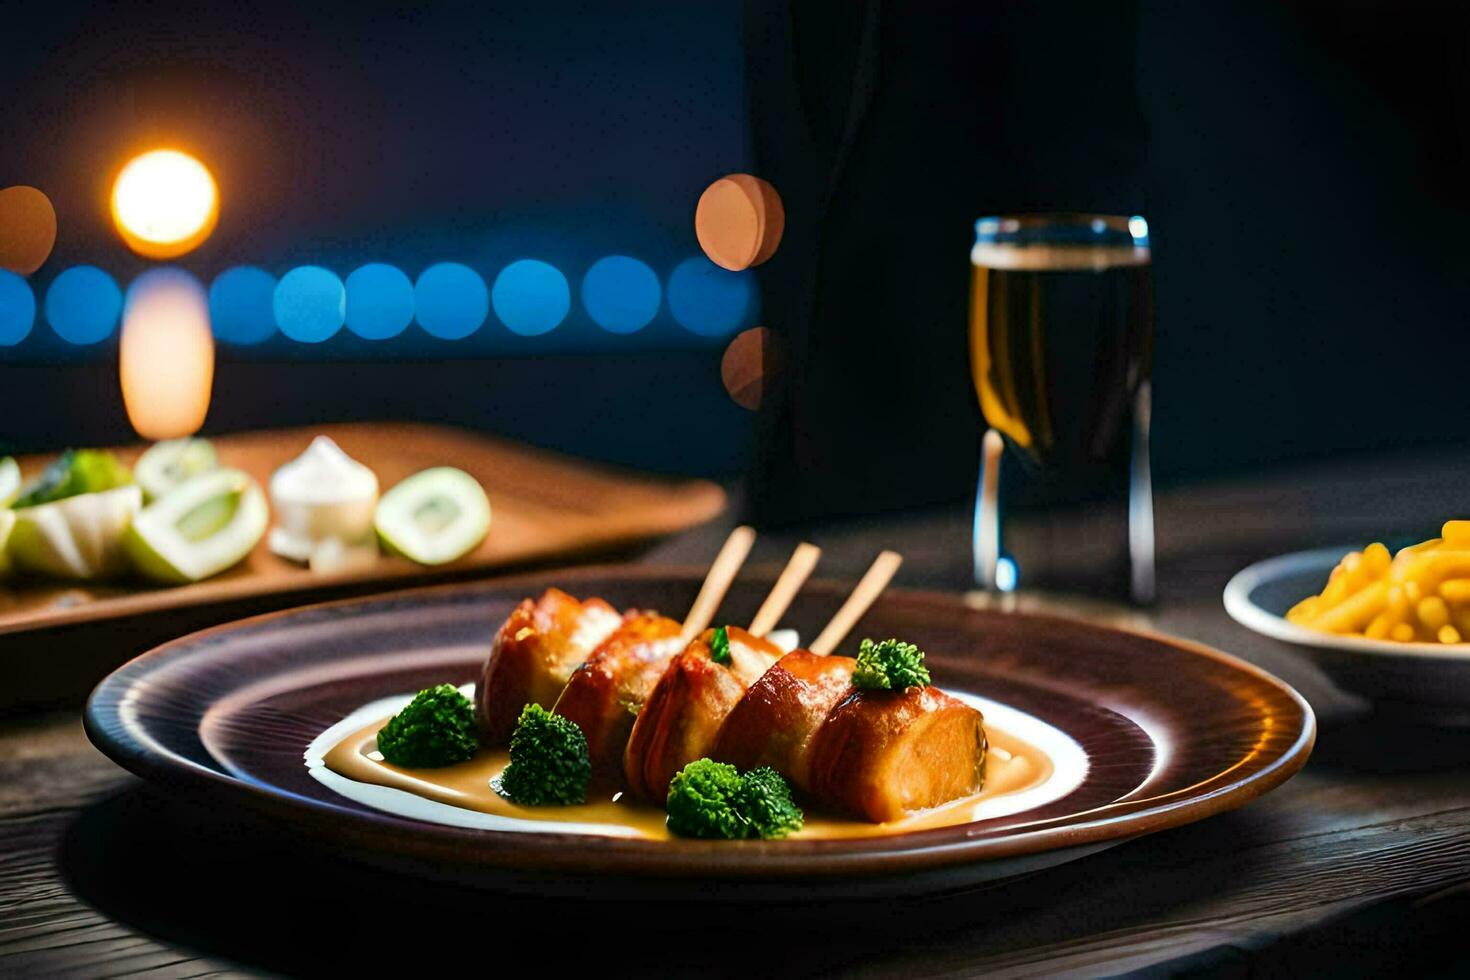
[969,213,1155,603]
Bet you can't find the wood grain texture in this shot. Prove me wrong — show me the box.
[4,450,1470,975]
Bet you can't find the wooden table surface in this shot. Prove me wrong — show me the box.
[4,449,1470,977]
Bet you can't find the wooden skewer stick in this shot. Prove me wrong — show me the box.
[808,550,903,655]
[679,525,757,646]
[748,542,822,637]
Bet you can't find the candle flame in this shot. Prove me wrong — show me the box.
[111,150,219,259]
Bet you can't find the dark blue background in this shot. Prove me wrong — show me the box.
[3,1,1469,495]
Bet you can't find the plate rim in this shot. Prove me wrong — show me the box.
[87,563,1316,881]
[1224,546,1470,661]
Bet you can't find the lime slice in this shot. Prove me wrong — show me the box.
[135,438,218,502]
[8,485,143,580]
[0,457,19,507]
[124,469,268,583]
[375,467,490,565]
[0,509,14,579]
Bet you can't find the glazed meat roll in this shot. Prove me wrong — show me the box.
[476,588,623,745]
[806,685,987,823]
[552,612,685,787]
[624,626,783,800]
[711,649,857,790]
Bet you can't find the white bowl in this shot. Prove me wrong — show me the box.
[1225,547,1470,724]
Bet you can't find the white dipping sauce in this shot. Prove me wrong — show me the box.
[268,435,379,563]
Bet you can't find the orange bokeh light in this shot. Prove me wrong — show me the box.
[721,325,782,411]
[110,150,219,259]
[0,185,58,275]
[695,173,785,272]
[119,270,215,439]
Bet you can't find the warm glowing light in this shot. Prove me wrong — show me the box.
[720,325,782,411]
[111,150,219,259]
[694,174,785,272]
[120,268,215,439]
[0,185,57,274]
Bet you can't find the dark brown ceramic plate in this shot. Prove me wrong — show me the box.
[86,567,1314,901]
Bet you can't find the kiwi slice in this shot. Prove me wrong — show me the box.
[375,467,490,565]
[124,469,268,583]
[135,438,218,502]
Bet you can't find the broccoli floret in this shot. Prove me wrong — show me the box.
[737,766,804,839]
[853,637,931,691]
[708,626,732,666]
[666,758,747,839]
[14,449,131,508]
[376,684,478,768]
[666,759,805,840]
[497,703,591,806]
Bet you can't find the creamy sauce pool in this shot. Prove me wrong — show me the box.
[323,717,1053,839]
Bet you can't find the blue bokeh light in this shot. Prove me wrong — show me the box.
[274,266,345,343]
[666,256,753,337]
[996,556,1019,593]
[45,266,122,345]
[126,267,206,314]
[0,270,35,346]
[209,267,277,345]
[491,259,570,337]
[345,263,415,340]
[581,256,661,334]
[415,262,489,340]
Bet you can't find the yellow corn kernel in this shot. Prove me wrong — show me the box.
[1439,625,1462,644]
[1419,595,1451,631]
[1391,623,1416,642]
[1442,521,1470,546]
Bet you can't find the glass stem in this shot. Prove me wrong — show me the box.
[1129,381,1156,604]
[973,428,1003,590]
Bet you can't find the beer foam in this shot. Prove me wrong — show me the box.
[971,243,1151,271]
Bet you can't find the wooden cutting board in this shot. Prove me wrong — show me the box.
[0,422,726,639]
